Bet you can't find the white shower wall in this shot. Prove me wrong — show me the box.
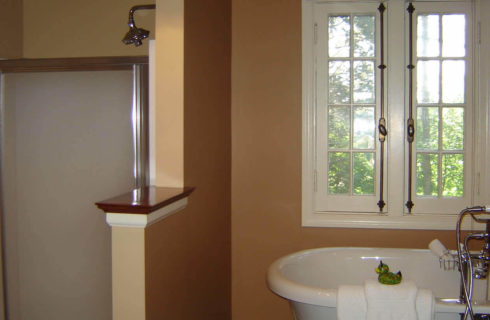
[1,70,135,319]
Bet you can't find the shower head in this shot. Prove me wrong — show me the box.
[122,4,156,47]
[123,26,151,47]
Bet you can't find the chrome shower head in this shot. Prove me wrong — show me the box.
[123,26,151,47]
[123,4,156,47]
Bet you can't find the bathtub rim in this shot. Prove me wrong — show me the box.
[267,247,429,307]
[267,247,490,314]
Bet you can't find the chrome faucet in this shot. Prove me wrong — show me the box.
[456,206,490,320]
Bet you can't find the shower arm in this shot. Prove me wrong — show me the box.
[127,4,156,28]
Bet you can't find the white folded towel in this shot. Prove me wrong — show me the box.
[337,285,367,320]
[416,288,435,320]
[337,280,435,320]
[365,279,418,320]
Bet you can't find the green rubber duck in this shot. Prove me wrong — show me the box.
[376,260,402,285]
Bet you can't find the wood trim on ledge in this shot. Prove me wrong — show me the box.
[0,56,148,73]
[95,186,195,214]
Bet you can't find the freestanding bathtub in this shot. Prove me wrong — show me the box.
[267,247,490,320]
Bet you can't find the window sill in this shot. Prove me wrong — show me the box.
[302,211,476,230]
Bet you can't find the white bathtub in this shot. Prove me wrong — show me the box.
[267,247,490,320]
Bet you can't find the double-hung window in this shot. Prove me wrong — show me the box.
[302,0,487,229]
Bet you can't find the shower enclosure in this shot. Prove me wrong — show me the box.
[0,56,149,320]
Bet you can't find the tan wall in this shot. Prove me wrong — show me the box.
[22,0,155,58]
[231,1,454,319]
[153,0,184,187]
[0,0,23,58]
[145,0,231,319]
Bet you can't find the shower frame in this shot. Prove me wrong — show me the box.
[0,55,150,186]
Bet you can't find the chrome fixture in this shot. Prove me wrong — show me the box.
[456,206,490,320]
[132,64,149,188]
[122,4,156,47]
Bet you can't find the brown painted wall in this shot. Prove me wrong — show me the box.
[145,0,231,319]
[231,1,454,319]
[0,0,23,58]
[22,0,155,58]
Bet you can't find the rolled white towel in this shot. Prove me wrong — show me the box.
[429,239,448,258]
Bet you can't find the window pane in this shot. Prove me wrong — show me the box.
[329,16,350,57]
[329,61,351,104]
[442,154,464,197]
[328,152,350,194]
[354,15,375,57]
[442,60,465,104]
[353,152,374,195]
[442,15,465,57]
[417,15,440,57]
[417,60,440,103]
[353,107,375,149]
[416,153,439,196]
[328,106,350,149]
[353,61,375,103]
[442,107,464,150]
[416,107,439,150]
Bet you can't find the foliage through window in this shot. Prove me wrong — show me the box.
[327,14,377,196]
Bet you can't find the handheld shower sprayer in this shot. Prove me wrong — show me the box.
[122,4,156,47]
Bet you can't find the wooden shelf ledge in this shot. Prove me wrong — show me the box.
[95,186,195,228]
[96,186,194,214]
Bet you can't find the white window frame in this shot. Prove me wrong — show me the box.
[302,0,489,230]
[315,2,382,213]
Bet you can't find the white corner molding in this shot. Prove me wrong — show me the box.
[106,197,188,228]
